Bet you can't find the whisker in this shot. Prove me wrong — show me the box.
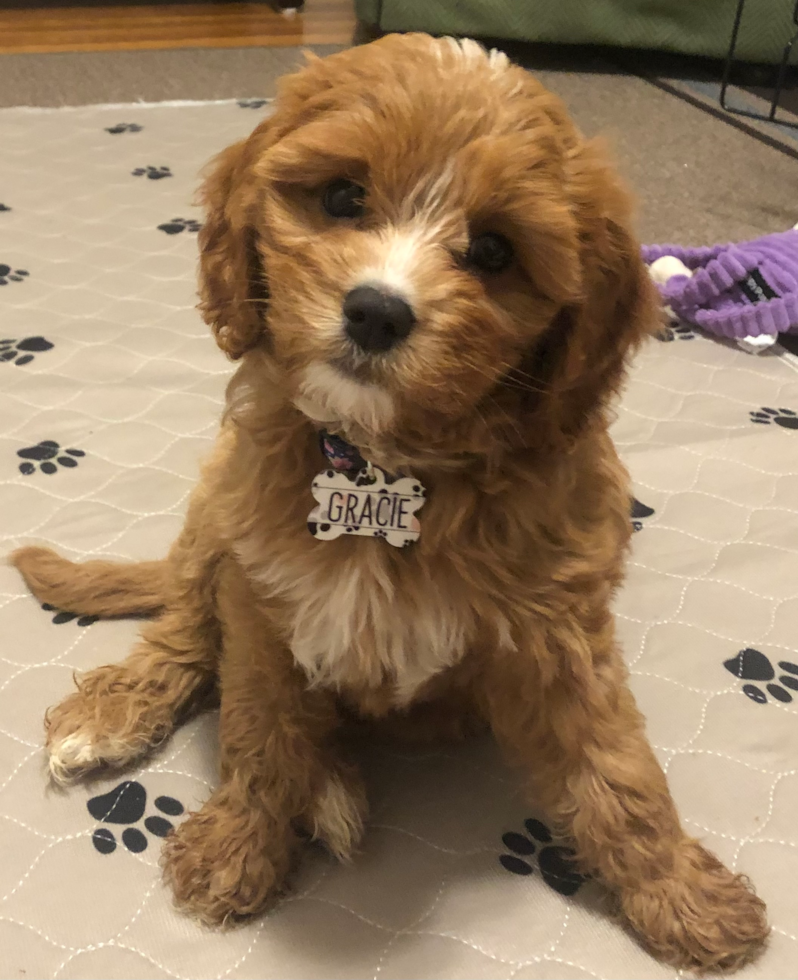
[503,366,551,394]
[497,376,549,397]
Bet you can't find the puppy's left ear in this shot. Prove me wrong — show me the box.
[197,135,271,360]
[526,138,658,442]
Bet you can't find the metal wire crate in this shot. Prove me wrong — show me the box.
[721,0,798,127]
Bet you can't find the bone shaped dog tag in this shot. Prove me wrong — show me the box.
[308,466,425,547]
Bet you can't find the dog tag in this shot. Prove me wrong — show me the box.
[308,465,425,547]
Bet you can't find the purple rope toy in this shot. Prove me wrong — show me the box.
[642,228,798,352]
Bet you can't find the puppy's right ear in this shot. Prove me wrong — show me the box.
[197,138,270,360]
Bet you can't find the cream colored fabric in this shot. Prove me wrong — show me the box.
[1,101,797,980]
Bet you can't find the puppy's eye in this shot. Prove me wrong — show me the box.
[322,179,366,219]
[466,232,514,274]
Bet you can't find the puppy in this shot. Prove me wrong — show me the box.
[12,34,767,972]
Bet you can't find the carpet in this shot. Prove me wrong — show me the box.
[1,96,798,980]
[0,45,347,108]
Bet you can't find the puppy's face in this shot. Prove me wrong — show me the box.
[200,35,654,459]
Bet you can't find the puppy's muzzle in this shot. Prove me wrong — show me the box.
[343,285,416,354]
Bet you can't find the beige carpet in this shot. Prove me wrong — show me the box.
[0,45,347,107]
[540,69,796,246]
[1,58,798,980]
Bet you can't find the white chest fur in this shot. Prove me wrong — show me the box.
[236,536,472,704]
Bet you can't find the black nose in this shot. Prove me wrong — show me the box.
[343,286,416,353]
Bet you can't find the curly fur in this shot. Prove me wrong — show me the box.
[10,34,767,973]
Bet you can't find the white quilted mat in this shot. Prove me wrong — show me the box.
[1,101,798,980]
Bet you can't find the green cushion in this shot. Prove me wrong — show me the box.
[355,0,792,64]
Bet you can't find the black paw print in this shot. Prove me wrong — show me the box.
[0,204,10,212]
[42,602,98,627]
[750,407,798,430]
[18,440,85,475]
[237,99,268,109]
[0,336,53,366]
[88,780,184,855]
[500,818,587,896]
[132,165,172,180]
[105,123,142,134]
[658,324,695,342]
[157,217,201,235]
[724,648,798,704]
[372,529,388,538]
[0,264,29,286]
[631,497,655,532]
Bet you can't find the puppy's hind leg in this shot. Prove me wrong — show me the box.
[46,599,220,783]
[11,545,222,783]
[48,609,219,784]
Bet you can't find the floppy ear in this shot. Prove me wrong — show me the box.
[520,138,658,446]
[197,137,271,360]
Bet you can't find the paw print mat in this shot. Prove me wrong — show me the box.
[1,100,798,980]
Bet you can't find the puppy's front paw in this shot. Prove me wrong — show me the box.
[621,841,768,973]
[162,787,294,926]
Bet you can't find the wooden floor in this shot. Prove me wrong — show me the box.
[0,0,356,53]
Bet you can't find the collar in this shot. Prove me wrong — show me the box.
[318,429,408,484]
[319,429,368,474]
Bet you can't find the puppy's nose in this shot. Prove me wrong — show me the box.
[343,286,416,353]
